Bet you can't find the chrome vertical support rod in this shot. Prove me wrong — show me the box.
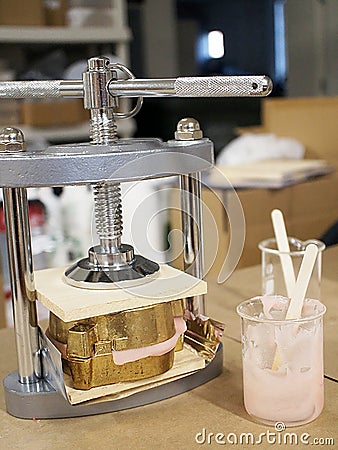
[0,127,40,384]
[179,172,206,315]
[3,187,40,383]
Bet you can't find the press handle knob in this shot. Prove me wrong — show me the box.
[174,75,272,97]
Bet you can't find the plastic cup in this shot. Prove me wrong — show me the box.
[237,295,326,426]
[259,238,325,299]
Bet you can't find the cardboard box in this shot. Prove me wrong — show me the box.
[262,96,338,165]
[0,100,21,125]
[170,96,338,273]
[235,173,338,268]
[44,0,67,26]
[0,0,44,26]
[22,99,89,127]
[287,173,338,240]
[235,174,336,269]
[170,171,338,276]
[230,189,277,269]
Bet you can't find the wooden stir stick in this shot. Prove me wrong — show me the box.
[271,242,319,370]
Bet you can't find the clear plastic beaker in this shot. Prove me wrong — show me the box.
[258,238,325,299]
[237,296,326,426]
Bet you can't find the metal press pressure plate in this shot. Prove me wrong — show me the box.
[0,138,214,188]
[64,244,160,289]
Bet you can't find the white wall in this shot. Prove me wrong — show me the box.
[142,0,178,77]
[285,0,338,96]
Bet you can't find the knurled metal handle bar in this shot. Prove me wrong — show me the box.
[0,80,82,99]
[0,75,272,100]
[109,75,272,97]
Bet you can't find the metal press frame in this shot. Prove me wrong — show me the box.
[0,58,272,418]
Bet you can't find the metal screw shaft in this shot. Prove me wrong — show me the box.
[93,182,123,253]
[90,109,117,144]
[85,57,124,254]
[91,113,123,253]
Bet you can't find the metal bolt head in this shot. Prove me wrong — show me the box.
[175,117,203,140]
[0,127,26,152]
[88,56,110,71]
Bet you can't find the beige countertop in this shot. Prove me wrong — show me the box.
[0,247,337,449]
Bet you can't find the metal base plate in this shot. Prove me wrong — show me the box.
[3,344,223,419]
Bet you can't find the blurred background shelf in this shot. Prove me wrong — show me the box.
[0,0,132,144]
[0,26,131,44]
[17,118,136,142]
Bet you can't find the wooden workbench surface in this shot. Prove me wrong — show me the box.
[0,248,337,450]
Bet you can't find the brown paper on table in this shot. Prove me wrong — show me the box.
[64,345,206,405]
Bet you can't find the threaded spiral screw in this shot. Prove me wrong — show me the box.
[93,182,123,252]
[90,105,124,254]
[90,109,117,145]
